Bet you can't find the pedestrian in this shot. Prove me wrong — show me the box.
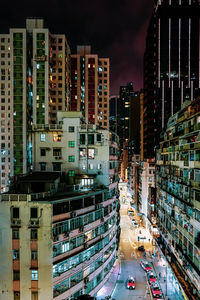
[159,272,161,280]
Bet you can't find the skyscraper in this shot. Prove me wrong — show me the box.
[0,18,71,192]
[71,46,109,129]
[144,0,200,159]
[118,82,134,149]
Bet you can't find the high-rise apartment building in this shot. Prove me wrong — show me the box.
[144,0,200,159]
[0,18,71,192]
[118,82,134,149]
[109,96,120,135]
[0,116,120,299]
[156,97,200,299]
[71,46,109,129]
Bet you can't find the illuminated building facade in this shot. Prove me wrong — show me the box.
[156,98,200,298]
[0,19,70,192]
[71,46,109,129]
[144,0,200,158]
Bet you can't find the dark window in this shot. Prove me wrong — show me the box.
[88,134,94,145]
[12,229,19,239]
[31,250,38,260]
[13,270,20,280]
[97,134,101,142]
[53,162,61,171]
[12,207,19,218]
[69,126,74,132]
[40,162,46,171]
[31,208,38,219]
[53,148,61,156]
[31,229,38,240]
[40,148,46,156]
[80,134,85,145]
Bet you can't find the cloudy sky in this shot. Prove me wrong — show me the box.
[0,0,153,95]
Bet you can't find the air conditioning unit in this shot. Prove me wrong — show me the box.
[11,219,21,227]
[29,219,39,227]
[70,212,77,218]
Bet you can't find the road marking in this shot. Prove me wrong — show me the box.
[128,236,137,248]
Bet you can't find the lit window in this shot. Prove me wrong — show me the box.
[68,155,75,162]
[82,165,86,170]
[89,164,93,170]
[13,250,20,260]
[31,270,38,281]
[53,134,61,142]
[88,149,95,159]
[68,141,75,148]
[80,148,86,157]
[69,170,75,177]
[40,134,46,142]
[97,164,101,170]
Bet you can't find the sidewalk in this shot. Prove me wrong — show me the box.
[96,259,120,300]
[152,254,185,300]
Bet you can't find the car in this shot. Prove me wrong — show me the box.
[126,276,135,289]
[151,282,163,298]
[138,245,145,252]
[132,220,139,228]
[140,260,152,272]
[147,271,157,283]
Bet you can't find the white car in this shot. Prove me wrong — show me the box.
[132,220,139,228]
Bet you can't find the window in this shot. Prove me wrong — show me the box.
[40,148,46,156]
[69,170,75,177]
[32,292,38,300]
[97,164,102,170]
[97,134,101,142]
[80,134,85,145]
[53,134,61,142]
[89,164,94,170]
[53,162,61,172]
[12,207,19,218]
[69,126,74,132]
[31,229,38,240]
[88,149,95,159]
[80,148,86,158]
[40,162,46,171]
[31,250,38,260]
[40,134,46,142]
[68,155,75,162]
[31,208,38,219]
[13,270,20,281]
[31,270,38,281]
[13,250,20,260]
[53,148,61,156]
[12,229,19,239]
[68,141,75,148]
[88,134,94,145]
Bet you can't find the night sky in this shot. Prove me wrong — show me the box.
[0,0,153,95]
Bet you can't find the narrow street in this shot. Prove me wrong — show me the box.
[112,203,151,300]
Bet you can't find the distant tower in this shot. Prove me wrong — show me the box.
[71,46,110,129]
